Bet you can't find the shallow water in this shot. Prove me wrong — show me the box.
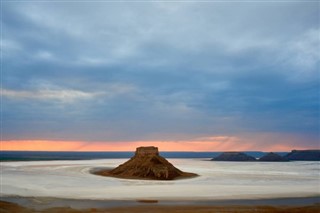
[1,159,319,200]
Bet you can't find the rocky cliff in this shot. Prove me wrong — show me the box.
[212,152,256,161]
[94,146,197,180]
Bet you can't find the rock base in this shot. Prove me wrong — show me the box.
[94,146,198,180]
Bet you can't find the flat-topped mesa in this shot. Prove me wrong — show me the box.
[135,146,159,157]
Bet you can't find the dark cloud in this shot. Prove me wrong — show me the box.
[2,1,319,147]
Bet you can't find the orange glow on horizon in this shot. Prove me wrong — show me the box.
[1,140,242,152]
[0,135,309,152]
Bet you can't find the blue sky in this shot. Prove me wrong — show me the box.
[1,1,319,150]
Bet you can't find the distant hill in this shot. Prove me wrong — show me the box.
[212,152,257,161]
[259,152,287,162]
[284,150,320,161]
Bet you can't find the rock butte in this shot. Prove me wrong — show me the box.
[94,146,198,180]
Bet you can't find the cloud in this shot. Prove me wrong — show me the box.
[2,88,100,103]
[1,39,22,57]
[33,50,56,61]
[279,29,320,81]
[1,1,319,149]
[2,82,137,103]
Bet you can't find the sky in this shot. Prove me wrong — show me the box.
[1,1,319,151]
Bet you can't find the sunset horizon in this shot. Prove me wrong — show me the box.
[1,135,317,152]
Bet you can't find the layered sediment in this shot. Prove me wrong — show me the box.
[94,146,198,180]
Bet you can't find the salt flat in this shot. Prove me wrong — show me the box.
[1,159,319,200]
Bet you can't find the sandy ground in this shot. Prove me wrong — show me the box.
[2,159,319,200]
[1,200,320,213]
[1,159,319,212]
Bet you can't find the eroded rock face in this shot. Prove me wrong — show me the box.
[135,146,159,157]
[212,152,256,161]
[95,146,197,180]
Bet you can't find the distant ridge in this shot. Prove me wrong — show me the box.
[259,152,287,162]
[212,152,256,161]
[210,150,320,162]
[284,150,320,161]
